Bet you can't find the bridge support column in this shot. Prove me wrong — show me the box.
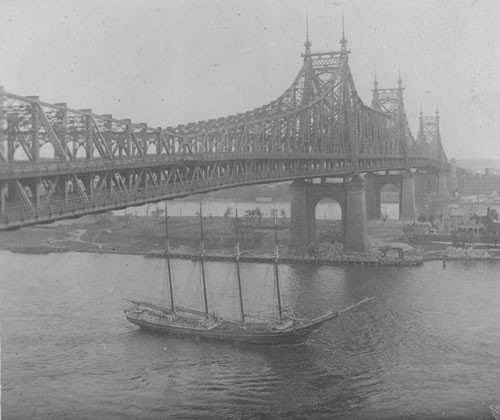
[32,179,41,216]
[0,181,6,216]
[425,173,438,198]
[290,180,315,249]
[344,175,368,253]
[0,86,6,162]
[65,176,71,204]
[364,175,380,220]
[437,171,449,201]
[414,172,425,203]
[448,159,458,197]
[400,172,416,221]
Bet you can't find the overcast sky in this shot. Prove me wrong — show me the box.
[1,0,499,159]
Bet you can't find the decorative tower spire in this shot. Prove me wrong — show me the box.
[434,105,445,162]
[304,12,312,57]
[372,66,379,107]
[418,105,424,142]
[397,66,403,90]
[373,66,378,91]
[340,10,348,54]
[415,106,424,148]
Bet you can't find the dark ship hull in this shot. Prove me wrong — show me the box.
[124,303,338,345]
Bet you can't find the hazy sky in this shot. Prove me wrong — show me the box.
[1,0,499,159]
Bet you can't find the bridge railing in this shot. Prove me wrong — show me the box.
[2,151,422,179]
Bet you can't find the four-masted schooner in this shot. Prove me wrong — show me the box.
[124,202,372,345]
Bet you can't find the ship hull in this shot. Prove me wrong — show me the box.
[125,311,338,345]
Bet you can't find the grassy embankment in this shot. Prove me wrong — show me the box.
[0,213,413,256]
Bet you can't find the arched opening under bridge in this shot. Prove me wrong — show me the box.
[380,183,400,220]
[314,197,343,244]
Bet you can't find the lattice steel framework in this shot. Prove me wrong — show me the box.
[0,35,448,229]
[416,109,447,164]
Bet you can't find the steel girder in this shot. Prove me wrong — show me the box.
[371,81,423,164]
[0,155,445,229]
[0,46,449,229]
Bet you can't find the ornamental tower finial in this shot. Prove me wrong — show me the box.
[304,12,312,57]
[340,10,348,54]
[372,66,380,107]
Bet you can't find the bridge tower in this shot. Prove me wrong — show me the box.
[289,24,369,253]
[368,74,417,220]
[417,109,449,200]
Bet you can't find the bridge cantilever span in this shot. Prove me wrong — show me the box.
[0,35,448,230]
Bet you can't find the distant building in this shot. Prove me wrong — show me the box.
[459,174,500,197]
[440,204,488,234]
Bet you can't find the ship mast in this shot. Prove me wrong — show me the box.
[165,202,175,314]
[273,212,283,322]
[235,241,245,323]
[199,202,209,317]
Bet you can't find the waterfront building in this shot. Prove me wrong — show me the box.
[440,205,488,234]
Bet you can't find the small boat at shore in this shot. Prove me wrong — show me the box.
[124,203,373,345]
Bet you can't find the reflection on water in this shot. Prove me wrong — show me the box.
[2,251,500,419]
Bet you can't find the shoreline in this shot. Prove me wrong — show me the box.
[6,246,423,266]
[5,244,500,266]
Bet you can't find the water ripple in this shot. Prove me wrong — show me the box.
[2,253,500,419]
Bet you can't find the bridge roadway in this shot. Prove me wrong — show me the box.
[0,153,445,230]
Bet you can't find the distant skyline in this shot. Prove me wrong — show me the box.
[1,0,500,159]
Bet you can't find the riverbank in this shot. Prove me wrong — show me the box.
[0,214,276,254]
[2,214,499,265]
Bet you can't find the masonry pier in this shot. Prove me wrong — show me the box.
[290,176,368,253]
[400,172,416,221]
[290,171,420,252]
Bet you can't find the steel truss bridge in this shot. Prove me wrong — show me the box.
[0,34,448,230]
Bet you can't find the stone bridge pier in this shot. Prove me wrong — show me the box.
[290,175,368,253]
[364,171,416,221]
[448,159,458,197]
[437,171,450,201]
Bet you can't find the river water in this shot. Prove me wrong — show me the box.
[116,200,400,220]
[2,250,500,419]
